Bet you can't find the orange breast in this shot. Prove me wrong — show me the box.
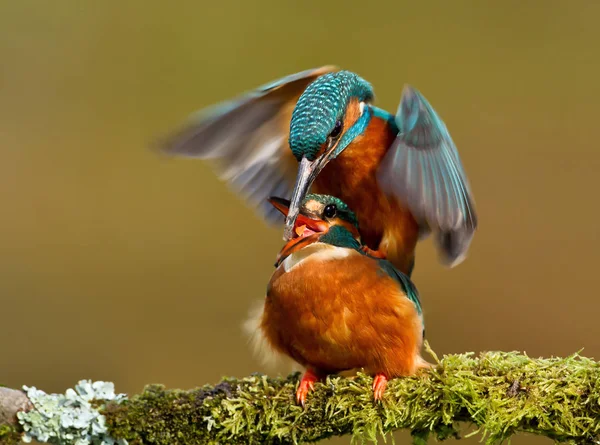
[260,250,424,377]
[313,115,419,274]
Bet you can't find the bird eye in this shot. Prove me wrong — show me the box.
[323,204,337,219]
[329,120,343,139]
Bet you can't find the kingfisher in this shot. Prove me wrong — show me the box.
[247,193,428,405]
[159,66,477,275]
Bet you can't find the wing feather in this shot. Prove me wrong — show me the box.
[158,66,339,224]
[377,85,477,266]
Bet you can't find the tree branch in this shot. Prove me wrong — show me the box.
[0,388,31,444]
[2,348,600,444]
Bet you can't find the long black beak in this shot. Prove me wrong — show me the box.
[267,196,291,216]
[283,157,317,241]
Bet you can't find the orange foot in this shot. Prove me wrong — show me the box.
[362,246,387,259]
[373,373,388,401]
[296,369,320,407]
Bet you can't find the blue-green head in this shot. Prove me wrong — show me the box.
[289,71,373,161]
[284,71,374,241]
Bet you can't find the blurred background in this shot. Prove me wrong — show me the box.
[2,1,599,444]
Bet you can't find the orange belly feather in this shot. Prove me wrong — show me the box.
[260,250,425,377]
[313,115,419,275]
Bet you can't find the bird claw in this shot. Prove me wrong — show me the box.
[362,245,387,259]
[296,369,319,407]
[373,373,388,401]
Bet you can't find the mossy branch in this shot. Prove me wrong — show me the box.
[3,348,600,444]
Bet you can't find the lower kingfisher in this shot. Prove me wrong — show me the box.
[160,66,477,276]
[247,193,429,406]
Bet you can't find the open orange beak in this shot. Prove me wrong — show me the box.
[268,197,329,235]
[268,196,330,267]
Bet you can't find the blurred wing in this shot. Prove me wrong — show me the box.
[158,65,339,224]
[377,85,477,267]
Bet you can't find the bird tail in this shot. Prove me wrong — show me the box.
[242,300,299,372]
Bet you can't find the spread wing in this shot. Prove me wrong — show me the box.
[377,85,477,267]
[157,66,339,224]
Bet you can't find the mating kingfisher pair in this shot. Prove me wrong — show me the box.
[160,66,477,404]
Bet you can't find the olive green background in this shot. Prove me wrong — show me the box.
[2,2,599,444]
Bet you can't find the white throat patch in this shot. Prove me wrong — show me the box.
[281,242,354,273]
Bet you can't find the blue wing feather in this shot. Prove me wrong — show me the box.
[376,85,477,266]
[157,66,339,225]
[376,259,423,319]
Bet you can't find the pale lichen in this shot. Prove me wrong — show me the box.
[17,380,127,445]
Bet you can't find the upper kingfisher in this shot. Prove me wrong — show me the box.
[247,193,429,405]
[160,66,477,275]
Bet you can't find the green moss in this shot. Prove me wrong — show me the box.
[0,424,22,445]
[102,348,600,445]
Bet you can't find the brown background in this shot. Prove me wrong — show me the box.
[2,2,599,444]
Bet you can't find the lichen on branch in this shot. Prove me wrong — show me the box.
[3,348,600,445]
[14,380,126,444]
